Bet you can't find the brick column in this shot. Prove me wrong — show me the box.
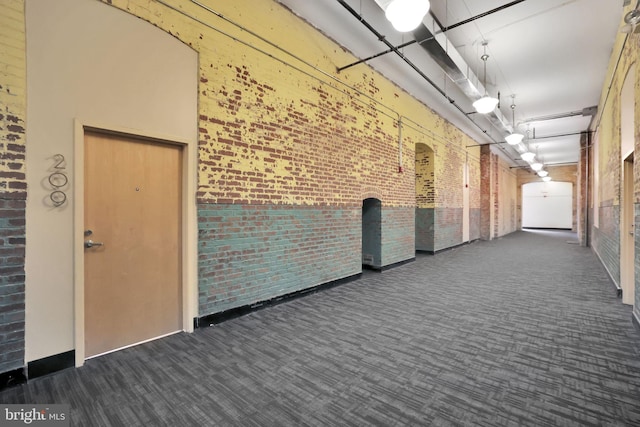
[480,145,493,241]
[577,132,590,246]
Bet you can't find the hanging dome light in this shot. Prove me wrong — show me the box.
[531,162,544,171]
[542,176,552,182]
[505,96,524,144]
[473,44,499,114]
[385,0,430,32]
[521,151,535,162]
[473,96,500,114]
[505,133,524,145]
[537,170,549,177]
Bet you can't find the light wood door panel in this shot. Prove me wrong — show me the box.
[84,131,182,357]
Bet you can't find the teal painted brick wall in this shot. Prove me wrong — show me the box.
[198,204,361,315]
[593,203,620,287]
[381,206,415,267]
[434,207,462,251]
[470,208,481,241]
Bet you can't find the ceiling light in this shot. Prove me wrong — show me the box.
[505,133,524,145]
[474,96,499,114]
[505,96,524,144]
[385,0,430,32]
[537,170,548,177]
[542,176,552,182]
[473,43,498,114]
[531,162,544,171]
[521,151,535,162]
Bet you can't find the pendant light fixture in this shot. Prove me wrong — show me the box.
[521,149,535,163]
[537,170,549,177]
[542,176,552,182]
[473,43,499,114]
[384,0,430,32]
[531,162,544,171]
[505,95,524,145]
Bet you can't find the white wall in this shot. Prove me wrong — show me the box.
[25,0,197,361]
[522,181,573,229]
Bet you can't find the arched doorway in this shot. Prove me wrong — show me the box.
[415,143,435,251]
[362,198,382,269]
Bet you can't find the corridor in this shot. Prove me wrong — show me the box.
[2,230,639,426]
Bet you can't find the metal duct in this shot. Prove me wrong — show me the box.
[412,19,513,135]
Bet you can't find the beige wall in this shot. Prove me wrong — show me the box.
[25,0,197,362]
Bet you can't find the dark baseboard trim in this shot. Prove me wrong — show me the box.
[194,273,362,328]
[522,227,572,231]
[591,247,621,294]
[364,257,415,272]
[0,368,27,392]
[27,350,75,380]
[417,239,478,255]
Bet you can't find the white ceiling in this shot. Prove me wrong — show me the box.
[276,0,625,169]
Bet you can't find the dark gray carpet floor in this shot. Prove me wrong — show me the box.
[2,230,640,426]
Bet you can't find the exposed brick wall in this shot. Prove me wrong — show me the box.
[480,145,493,240]
[589,12,639,299]
[101,0,486,317]
[198,204,360,315]
[434,208,462,250]
[381,206,414,266]
[415,143,434,208]
[592,203,620,285]
[469,208,481,241]
[0,0,26,373]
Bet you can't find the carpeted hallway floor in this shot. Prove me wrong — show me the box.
[2,230,640,426]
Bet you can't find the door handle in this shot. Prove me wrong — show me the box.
[84,240,104,249]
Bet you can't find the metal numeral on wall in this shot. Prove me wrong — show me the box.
[49,154,68,207]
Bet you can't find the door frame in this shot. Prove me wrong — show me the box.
[73,119,198,367]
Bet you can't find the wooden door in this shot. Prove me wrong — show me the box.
[84,131,182,358]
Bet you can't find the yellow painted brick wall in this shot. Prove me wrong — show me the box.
[102,0,482,210]
[1,0,27,196]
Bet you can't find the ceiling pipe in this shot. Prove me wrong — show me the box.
[336,0,521,163]
[338,0,526,72]
[412,16,523,159]
[522,106,597,124]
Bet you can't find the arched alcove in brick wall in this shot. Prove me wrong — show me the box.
[415,143,435,252]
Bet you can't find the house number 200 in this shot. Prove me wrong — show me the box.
[49,154,68,207]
